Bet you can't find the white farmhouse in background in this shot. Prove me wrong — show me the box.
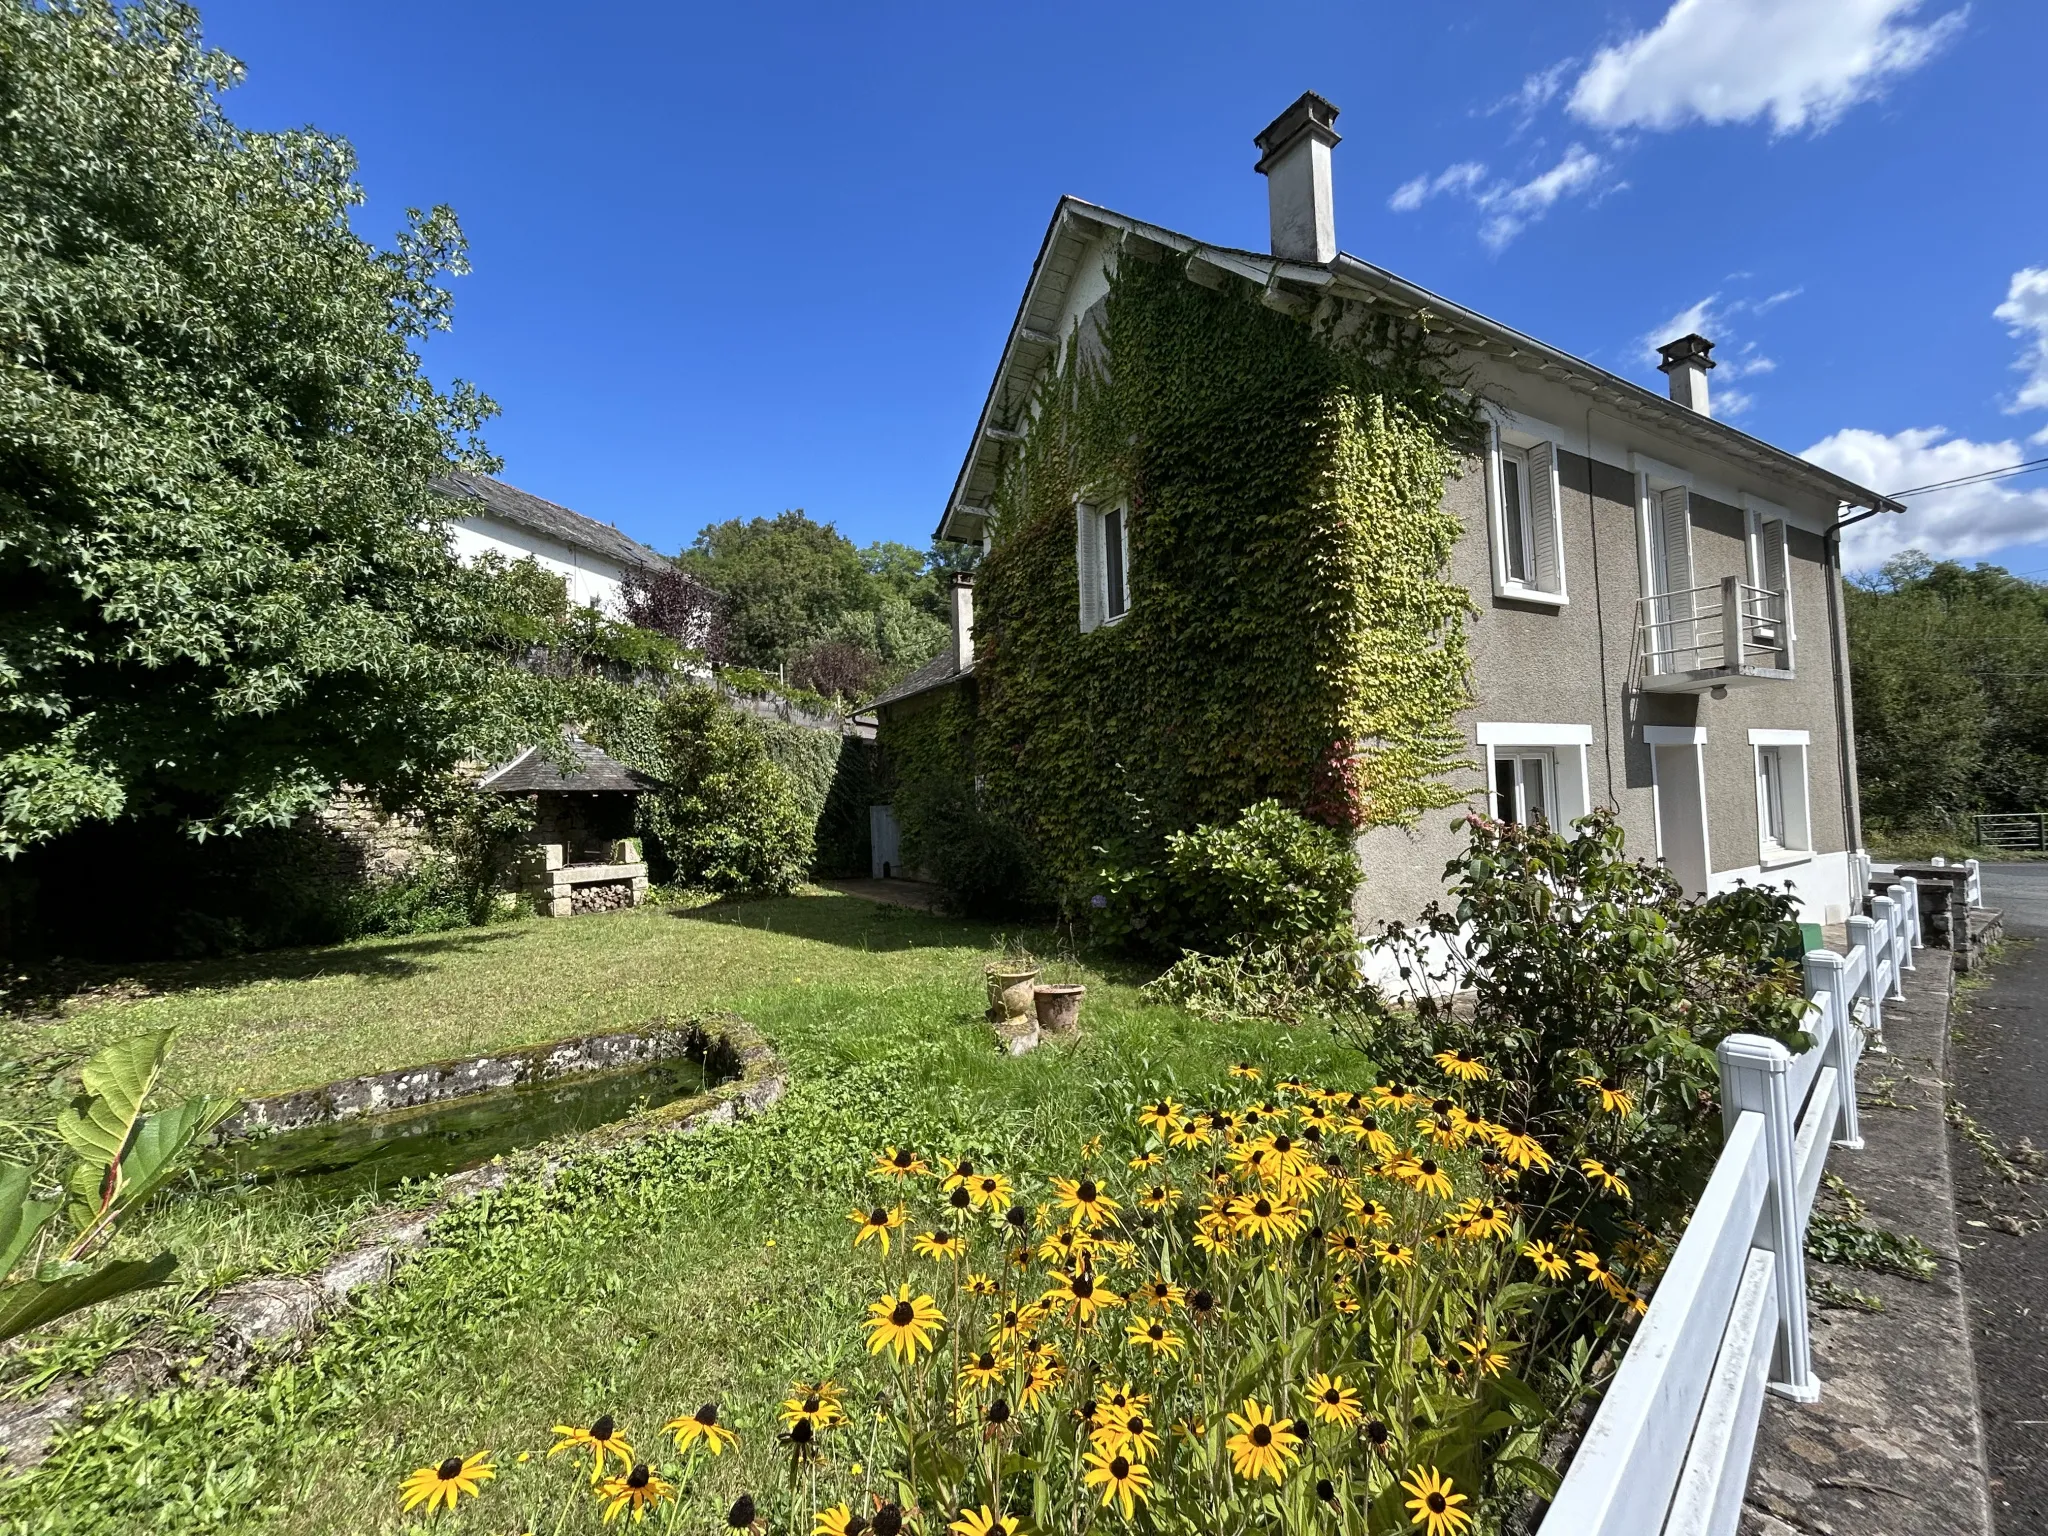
[435,469,668,615]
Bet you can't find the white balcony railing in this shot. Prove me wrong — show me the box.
[1637,577,1792,689]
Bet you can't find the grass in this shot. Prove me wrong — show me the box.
[4,890,1016,1102]
[0,890,1367,1535]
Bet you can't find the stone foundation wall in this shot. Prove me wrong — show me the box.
[311,791,432,881]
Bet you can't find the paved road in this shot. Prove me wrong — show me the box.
[1950,865,2048,1533]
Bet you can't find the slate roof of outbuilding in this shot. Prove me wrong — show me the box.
[434,469,669,571]
[864,648,969,713]
[476,738,661,794]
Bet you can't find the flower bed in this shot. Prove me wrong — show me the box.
[404,1050,1661,1533]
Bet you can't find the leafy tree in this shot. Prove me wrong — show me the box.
[639,687,811,894]
[0,1,505,857]
[676,512,974,692]
[1848,550,2048,831]
[677,511,874,671]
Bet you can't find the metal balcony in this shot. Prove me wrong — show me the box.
[1636,576,1793,693]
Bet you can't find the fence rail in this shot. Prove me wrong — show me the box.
[1973,812,2046,851]
[1538,877,1924,1536]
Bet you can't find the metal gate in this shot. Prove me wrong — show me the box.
[1973,812,2047,851]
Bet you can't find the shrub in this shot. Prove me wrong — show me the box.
[640,689,812,895]
[1092,800,1359,970]
[1357,809,1812,1231]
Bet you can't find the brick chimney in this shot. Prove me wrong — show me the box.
[1254,92,1341,265]
[948,572,974,671]
[1657,333,1717,417]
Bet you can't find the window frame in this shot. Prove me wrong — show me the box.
[1486,418,1568,606]
[1074,497,1132,633]
[1741,493,1797,670]
[1475,722,1592,829]
[1748,728,1813,866]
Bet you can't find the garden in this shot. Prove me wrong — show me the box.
[0,812,1813,1536]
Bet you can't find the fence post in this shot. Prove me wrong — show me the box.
[1873,894,1905,1000]
[1901,875,1923,950]
[1847,913,1883,1045]
[1965,857,1982,909]
[1886,883,1914,974]
[1803,949,1862,1150]
[1718,1034,1818,1400]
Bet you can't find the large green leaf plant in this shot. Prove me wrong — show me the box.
[0,1031,235,1343]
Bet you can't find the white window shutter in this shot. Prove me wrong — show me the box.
[1761,517,1792,638]
[1526,441,1560,593]
[1658,487,1693,596]
[1075,502,1104,633]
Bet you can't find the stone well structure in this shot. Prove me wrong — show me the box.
[478,735,657,916]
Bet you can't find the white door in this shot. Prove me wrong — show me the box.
[1652,743,1711,897]
[870,804,901,880]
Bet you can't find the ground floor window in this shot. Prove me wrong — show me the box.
[1749,730,1813,862]
[1476,723,1592,830]
[1493,751,1555,826]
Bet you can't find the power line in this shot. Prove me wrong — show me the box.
[1889,456,2048,498]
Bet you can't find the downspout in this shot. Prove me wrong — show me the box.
[1825,505,1886,865]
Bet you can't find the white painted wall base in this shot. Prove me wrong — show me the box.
[1708,848,1855,926]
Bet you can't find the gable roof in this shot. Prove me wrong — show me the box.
[477,737,661,794]
[937,197,1904,543]
[435,469,670,571]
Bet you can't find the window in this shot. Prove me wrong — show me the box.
[1103,504,1127,621]
[1476,723,1592,828]
[1488,426,1565,603]
[1075,499,1130,632]
[1493,751,1555,826]
[1743,496,1796,667]
[1749,729,1812,862]
[1634,457,1696,674]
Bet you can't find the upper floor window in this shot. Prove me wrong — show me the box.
[1488,425,1565,604]
[1076,499,1130,632]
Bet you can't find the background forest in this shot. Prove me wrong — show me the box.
[1848,550,2048,849]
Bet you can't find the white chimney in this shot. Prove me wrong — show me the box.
[948,572,974,671]
[1253,92,1341,265]
[1657,333,1716,417]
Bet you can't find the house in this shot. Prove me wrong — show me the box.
[871,92,1902,939]
[435,469,668,615]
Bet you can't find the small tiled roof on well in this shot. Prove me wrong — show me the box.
[477,738,661,795]
[434,470,669,571]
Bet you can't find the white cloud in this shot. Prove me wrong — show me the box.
[1488,61,1574,127]
[1389,162,1487,214]
[1569,0,1966,135]
[1806,427,2048,567]
[1390,146,1611,249]
[1994,266,2048,415]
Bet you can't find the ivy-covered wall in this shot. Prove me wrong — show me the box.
[887,251,1480,911]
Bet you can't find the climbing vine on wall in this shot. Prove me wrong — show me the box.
[895,249,1483,911]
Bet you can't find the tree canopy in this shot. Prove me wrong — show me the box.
[0,0,516,856]
[675,509,973,691]
[1848,550,2048,832]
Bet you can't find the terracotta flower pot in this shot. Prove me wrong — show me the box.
[986,966,1040,1025]
[1033,984,1085,1034]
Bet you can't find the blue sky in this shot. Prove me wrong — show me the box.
[197,0,2047,577]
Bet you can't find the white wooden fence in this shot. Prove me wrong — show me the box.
[1538,876,1929,1536]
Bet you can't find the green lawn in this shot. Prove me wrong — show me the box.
[10,891,1014,1101]
[0,891,1368,1536]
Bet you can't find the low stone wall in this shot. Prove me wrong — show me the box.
[219,1019,742,1138]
